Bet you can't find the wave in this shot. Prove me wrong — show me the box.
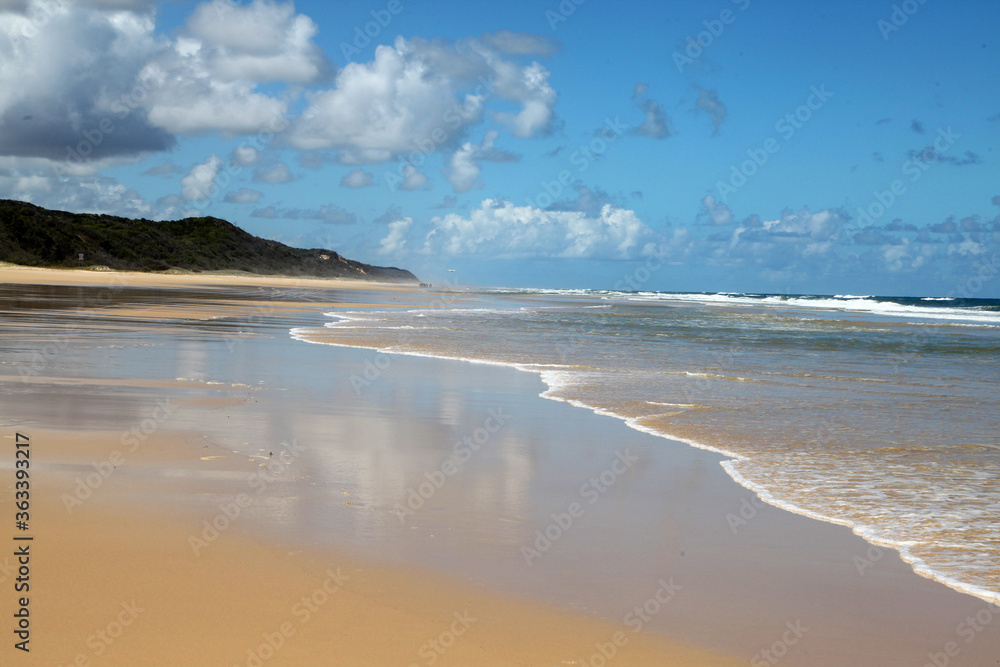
[482,288,1000,325]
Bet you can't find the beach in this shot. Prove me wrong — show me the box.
[1,266,998,666]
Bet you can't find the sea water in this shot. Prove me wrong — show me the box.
[292,290,1000,605]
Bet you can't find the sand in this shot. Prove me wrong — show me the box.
[1,266,998,666]
[0,267,740,666]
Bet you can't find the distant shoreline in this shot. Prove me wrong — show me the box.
[0,263,418,290]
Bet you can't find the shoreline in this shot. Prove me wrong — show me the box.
[3,269,999,664]
[0,271,740,665]
[0,263,421,290]
[293,317,1000,608]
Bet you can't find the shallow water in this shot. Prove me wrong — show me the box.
[293,288,1000,605]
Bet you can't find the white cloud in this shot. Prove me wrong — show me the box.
[181,153,223,201]
[137,0,330,136]
[287,35,557,162]
[699,194,733,225]
[0,0,329,160]
[631,83,670,139]
[446,129,517,193]
[0,3,174,159]
[422,199,666,259]
[253,161,293,183]
[491,61,557,138]
[230,145,259,166]
[0,155,196,220]
[185,0,330,84]
[378,218,413,255]
[399,165,429,190]
[340,168,373,188]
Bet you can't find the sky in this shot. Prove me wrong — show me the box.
[1,0,998,295]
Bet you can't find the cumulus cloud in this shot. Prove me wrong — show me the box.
[378,218,413,255]
[0,155,195,220]
[340,168,373,188]
[185,0,330,84]
[372,205,402,225]
[230,145,259,167]
[432,195,458,209]
[140,0,330,135]
[698,194,734,225]
[253,162,293,183]
[0,0,333,162]
[545,185,619,217]
[223,187,263,204]
[180,154,223,201]
[491,61,557,138]
[0,3,174,159]
[446,130,518,193]
[695,87,727,136]
[287,35,557,162]
[421,199,666,259]
[399,165,430,191]
[630,83,670,139]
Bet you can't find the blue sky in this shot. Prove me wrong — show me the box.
[1,0,998,295]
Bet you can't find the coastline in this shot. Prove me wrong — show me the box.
[2,267,998,665]
[293,316,1000,610]
[0,268,738,665]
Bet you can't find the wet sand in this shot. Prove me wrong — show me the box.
[1,268,998,665]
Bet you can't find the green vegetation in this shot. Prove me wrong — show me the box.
[0,200,417,282]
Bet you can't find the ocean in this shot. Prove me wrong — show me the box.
[292,289,1000,606]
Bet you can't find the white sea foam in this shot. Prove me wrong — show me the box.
[614,293,1000,324]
